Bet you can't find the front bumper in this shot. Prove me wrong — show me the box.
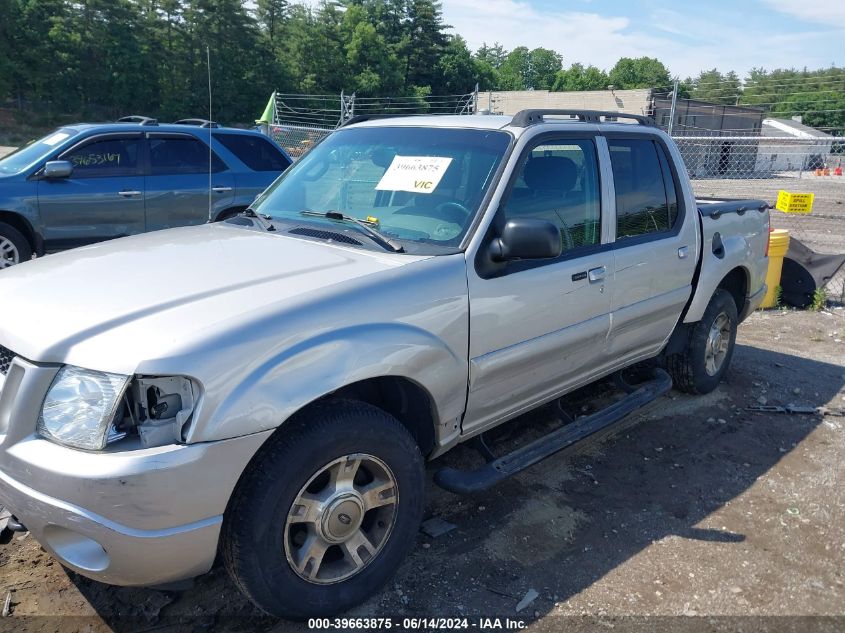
[0,356,272,586]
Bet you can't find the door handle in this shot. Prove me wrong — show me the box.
[678,246,689,259]
[588,266,606,282]
[118,190,141,197]
[212,186,233,193]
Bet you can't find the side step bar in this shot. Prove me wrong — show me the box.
[434,369,673,494]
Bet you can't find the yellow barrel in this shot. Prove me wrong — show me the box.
[761,229,791,308]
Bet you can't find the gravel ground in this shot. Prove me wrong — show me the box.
[1,307,844,633]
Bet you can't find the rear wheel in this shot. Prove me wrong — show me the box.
[666,289,738,394]
[222,399,424,619]
[0,222,32,269]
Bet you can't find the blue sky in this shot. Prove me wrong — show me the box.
[441,0,845,79]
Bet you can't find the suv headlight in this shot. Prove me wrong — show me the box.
[37,366,130,450]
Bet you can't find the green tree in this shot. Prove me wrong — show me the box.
[498,46,529,90]
[436,35,476,94]
[552,63,609,91]
[475,42,507,69]
[690,69,740,105]
[608,56,672,89]
[528,48,562,90]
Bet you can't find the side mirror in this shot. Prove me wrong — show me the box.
[489,218,562,262]
[43,160,73,179]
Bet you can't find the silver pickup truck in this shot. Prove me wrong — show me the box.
[0,110,769,619]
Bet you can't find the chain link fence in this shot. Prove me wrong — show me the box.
[674,136,845,302]
[263,90,476,159]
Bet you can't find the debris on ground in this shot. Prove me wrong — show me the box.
[2,591,11,617]
[746,404,822,415]
[420,517,457,538]
[515,589,539,613]
[0,506,10,534]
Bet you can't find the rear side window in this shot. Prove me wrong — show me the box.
[61,136,142,178]
[149,136,226,175]
[214,133,291,172]
[608,139,679,239]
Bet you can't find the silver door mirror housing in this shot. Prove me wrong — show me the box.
[489,218,562,262]
[43,160,74,179]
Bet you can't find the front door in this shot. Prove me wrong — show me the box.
[144,132,235,230]
[464,134,613,435]
[37,133,146,250]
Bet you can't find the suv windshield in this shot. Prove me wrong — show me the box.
[0,128,79,175]
[252,126,511,253]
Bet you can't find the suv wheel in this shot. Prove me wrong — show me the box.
[222,399,424,619]
[0,222,32,269]
[666,289,738,394]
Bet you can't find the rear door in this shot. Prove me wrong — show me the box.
[37,133,146,250]
[604,134,698,362]
[213,132,291,204]
[144,132,235,230]
[463,133,614,434]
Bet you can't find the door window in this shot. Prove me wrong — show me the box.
[213,133,291,171]
[149,136,226,175]
[502,138,601,252]
[608,139,679,239]
[61,137,142,178]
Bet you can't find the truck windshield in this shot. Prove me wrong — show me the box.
[252,126,511,253]
[0,128,78,175]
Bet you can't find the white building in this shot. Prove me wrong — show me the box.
[754,117,834,174]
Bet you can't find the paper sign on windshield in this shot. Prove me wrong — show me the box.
[42,132,70,147]
[375,156,453,195]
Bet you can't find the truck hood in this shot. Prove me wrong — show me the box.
[0,223,424,374]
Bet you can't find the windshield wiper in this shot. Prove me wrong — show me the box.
[300,211,404,253]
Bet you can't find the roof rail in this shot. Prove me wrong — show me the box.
[510,109,656,128]
[340,114,412,127]
[116,115,158,126]
[173,118,220,128]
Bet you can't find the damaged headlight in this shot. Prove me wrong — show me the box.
[38,367,197,451]
[37,366,130,450]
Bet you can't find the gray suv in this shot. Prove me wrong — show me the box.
[0,117,291,268]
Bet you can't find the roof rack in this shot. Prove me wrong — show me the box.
[173,118,220,128]
[116,115,158,126]
[510,109,655,128]
[340,114,412,127]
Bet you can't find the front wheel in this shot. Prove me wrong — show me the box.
[0,222,32,269]
[666,289,738,394]
[222,399,424,619]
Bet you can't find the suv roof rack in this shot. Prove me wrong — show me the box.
[173,118,220,128]
[116,115,158,126]
[510,109,655,128]
[340,114,411,127]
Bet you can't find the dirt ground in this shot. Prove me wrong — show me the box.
[1,307,844,632]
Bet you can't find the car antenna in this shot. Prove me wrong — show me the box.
[206,45,213,223]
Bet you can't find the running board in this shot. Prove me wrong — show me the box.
[434,369,673,494]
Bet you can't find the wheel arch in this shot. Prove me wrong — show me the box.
[0,210,41,255]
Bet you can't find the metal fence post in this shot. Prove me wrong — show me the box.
[668,79,678,136]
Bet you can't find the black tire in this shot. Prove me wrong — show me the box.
[0,222,32,269]
[666,289,738,394]
[222,399,425,619]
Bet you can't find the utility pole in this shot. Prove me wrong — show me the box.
[668,78,679,137]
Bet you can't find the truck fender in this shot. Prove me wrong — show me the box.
[186,323,467,445]
[683,233,752,324]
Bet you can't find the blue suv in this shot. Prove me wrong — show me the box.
[0,117,292,268]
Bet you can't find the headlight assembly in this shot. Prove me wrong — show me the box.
[37,366,130,450]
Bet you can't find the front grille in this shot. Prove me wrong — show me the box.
[288,227,362,246]
[0,344,14,375]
